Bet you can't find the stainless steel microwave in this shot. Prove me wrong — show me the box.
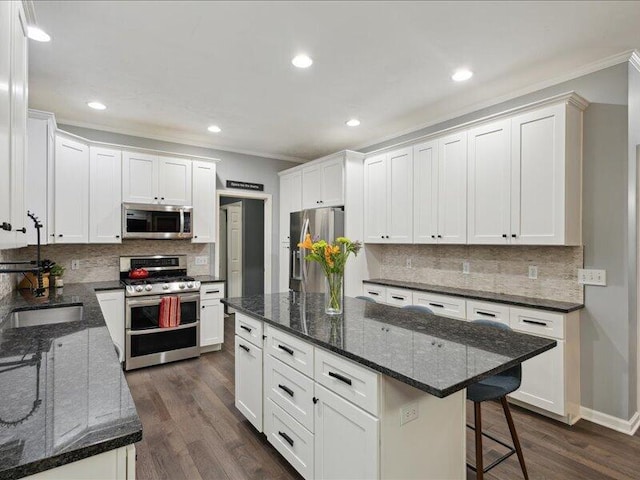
[122,203,193,239]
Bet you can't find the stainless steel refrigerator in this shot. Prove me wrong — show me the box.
[290,207,344,292]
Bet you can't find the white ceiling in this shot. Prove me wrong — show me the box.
[28,1,640,162]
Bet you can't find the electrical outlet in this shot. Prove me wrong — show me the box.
[462,261,470,274]
[400,402,419,425]
[528,265,538,279]
[195,256,208,266]
[406,257,412,268]
[71,259,80,271]
[578,268,607,286]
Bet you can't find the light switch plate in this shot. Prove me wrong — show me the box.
[462,262,470,274]
[71,259,80,270]
[528,265,538,279]
[406,257,412,268]
[578,268,606,286]
[195,256,208,266]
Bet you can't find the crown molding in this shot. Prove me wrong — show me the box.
[629,50,640,73]
[55,117,305,164]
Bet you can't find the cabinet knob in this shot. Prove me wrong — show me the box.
[431,235,435,239]
[115,235,120,238]
[50,234,55,237]
[502,234,507,238]
[16,227,26,234]
[511,234,517,238]
[437,235,442,238]
[380,235,384,239]
[194,235,198,238]
[154,197,158,200]
[202,305,205,309]
[1,222,11,231]
[161,197,165,200]
[58,234,63,237]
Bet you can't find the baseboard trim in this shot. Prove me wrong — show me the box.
[580,407,640,436]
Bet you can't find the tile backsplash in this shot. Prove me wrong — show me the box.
[370,244,584,303]
[0,249,17,299]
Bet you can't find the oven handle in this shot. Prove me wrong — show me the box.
[127,321,199,335]
[126,293,201,308]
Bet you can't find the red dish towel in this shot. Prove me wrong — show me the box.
[158,297,181,328]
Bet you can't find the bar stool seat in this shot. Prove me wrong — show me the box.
[355,295,376,303]
[402,304,434,315]
[467,319,528,480]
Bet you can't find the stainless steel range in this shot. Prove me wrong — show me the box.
[120,255,201,370]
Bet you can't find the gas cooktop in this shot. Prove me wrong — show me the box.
[120,255,201,296]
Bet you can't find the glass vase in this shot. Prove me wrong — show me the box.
[324,272,344,315]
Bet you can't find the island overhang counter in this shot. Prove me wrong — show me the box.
[222,292,555,480]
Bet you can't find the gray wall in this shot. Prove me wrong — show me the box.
[358,63,636,420]
[58,124,297,291]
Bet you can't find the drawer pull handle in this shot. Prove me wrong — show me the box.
[206,290,220,294]
[240,325,252,333]
[328,371,352,386]
[278,431,294,447]
[278,384,294,397]
[239,344,250,352]
[477,311,496,318]
[522,319,548,327]
[391,295,405,301]
[278,344,294,355]
[368,292,379,296]
[429,303,444,308]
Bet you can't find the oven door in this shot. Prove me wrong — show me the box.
[125,293,200,370]
[122,203,193,239]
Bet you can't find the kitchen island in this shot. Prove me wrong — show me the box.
[223,292,556,479]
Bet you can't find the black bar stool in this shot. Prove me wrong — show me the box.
[467,319,529,480]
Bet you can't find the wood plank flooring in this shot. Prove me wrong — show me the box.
[126,316,640,480]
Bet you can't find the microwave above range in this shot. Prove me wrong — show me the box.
[122,203,193,239]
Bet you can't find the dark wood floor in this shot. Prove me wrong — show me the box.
[126,316,640,480]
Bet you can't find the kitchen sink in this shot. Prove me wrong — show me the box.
[7,305,84,328]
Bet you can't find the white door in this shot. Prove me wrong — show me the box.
[219,209,227,280]
[413,140,438,244]
[122,151,158,204]
[363,154,388,243]
[301,164,322,209]
[226,202,243,298]
[54,135,89,243]
[511,104,565,245]
[437,132,467,244]
[235,336,263,432]
[201,301,224,346]
[314,384,379,480]
[320,158,344,207]
[386,147,413,243]
[467,119,511,244]
[158,157,192,205]
[0,1,11,248]
[192,161,216,243]
[89,147,122,243]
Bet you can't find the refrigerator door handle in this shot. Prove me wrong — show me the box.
[300,217,310,287]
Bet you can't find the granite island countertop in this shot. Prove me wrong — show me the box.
[364,278,584,313]
[222,293,556,398]
[0,284,142,480]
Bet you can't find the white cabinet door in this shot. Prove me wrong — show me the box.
[320,157,344,207]
[54,135,89,243]
[235,335,263,432]
[511,104,565,245]
[386,147,413,242]
[363,154,388,243]
[438,132,467,244]
[201,302,224,347]
[96,290,125,361]
[314,384,379,480]
[467,120,511,244]
[279,171,301,291]
[192,160,216,243]
[301,164,322,209]
[413,140,438,244]
[122,151,158,204]
[90,147,122,243]
[0,1,11,248]
[158,157,191,205]
[26,114,54,245]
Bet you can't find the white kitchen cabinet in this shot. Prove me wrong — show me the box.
[363,147,413,243]
[437,132,467,244]
[96,290,125,362]
[235,316,263,432]
[467,119,511,244]
[90,147,122,243]
[158,157,192,204]
[0,1,11,248]
[314,383,379,480]
[191,160,217,243]
[200,283,225,350]
[413,140,439,244]
[302,157,344,209]
[53,135,89,243]
[122,151,158,204]
[301,164,322,209]
[278,170,302,291]
[362,283,385,302]
[385,286,413,308]
[466,300,510,325]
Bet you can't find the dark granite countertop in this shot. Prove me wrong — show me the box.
[364,278,584,313]
[89,281,124,291]
[193,275,225,284]
[222,293,556,398]
[0,284,142,480]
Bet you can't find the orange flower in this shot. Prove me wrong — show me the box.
[298,233,314,250]
[324,245,337,267]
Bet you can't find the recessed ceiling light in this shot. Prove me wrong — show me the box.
[452,69,473,82]
[27,26,51,42]
[207,125,221,133]
[87,101,106,110]
[346,119,361,127]
[292,54,313,69]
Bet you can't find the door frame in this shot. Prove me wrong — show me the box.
[214,189,272,294]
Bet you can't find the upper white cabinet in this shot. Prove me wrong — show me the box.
[413,140,438,243]
[437,132,467,244]
[302,157,344,209]
[122,152,192,205]
[364,147,413,243]
[191,160,217,243]
[53,135,89,243]
[89,146,122,243]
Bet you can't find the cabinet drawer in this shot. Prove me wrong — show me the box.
[200,283,224,301]
[265,399,314,480]
[235,313,263,347]
[466,300,510,325]
[265,325,314,377]
[362,283,385,302]
[264,354,315,432]
[385,287,413,307]
[509,307,564,340]
[412,292,466,320]
[314,347,379,416]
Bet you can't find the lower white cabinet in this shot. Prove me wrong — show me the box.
[412,291,466,320]
[466,300,510,325]
[200,283,225,350]
[96,290,125,362]
[235,332,263,432]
